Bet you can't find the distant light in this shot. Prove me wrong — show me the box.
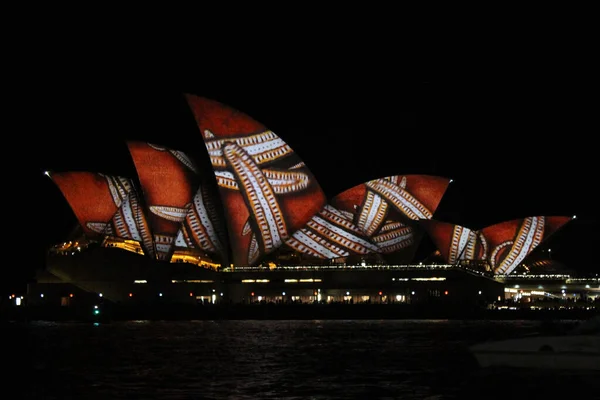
[40,294,44,298]
[572,215,577,219]
[449,179,454,183]
[129,293,133,297]
[282,292,286,296]
[43,171,51,177]
[478,291,482,295]
[159,293,163,297]
[411,291,415,295]
[94,305,99,309]
[346,291,350,295]
[98,293,103,297]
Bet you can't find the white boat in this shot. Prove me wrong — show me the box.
[469,316,600,370]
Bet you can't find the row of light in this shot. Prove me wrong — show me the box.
[28,289,468,299]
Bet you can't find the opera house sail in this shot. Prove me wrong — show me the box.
[184,95,328,266]
[419,216,574,275]
[330,175,451,263]
[49,171,156,258]
[43,94,575,278]
[32,93,591,312]
[126,141,228,264]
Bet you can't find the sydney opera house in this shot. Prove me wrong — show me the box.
[24,94,596,316]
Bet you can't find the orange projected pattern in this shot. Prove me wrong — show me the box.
[109,188,155,259]
[330,175,451,262]
[47,96,576,272]
[420,216,573,274]
[175,175,229,263]
[127,141,200,261]
[50,171,156,258]
[284,204,381,260]
[50,172,134,239]
[185,94,327,266]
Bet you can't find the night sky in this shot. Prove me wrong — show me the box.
[7,59,598,294]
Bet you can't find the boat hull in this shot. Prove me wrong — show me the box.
[470,335,600,370]
[472,350,600,370]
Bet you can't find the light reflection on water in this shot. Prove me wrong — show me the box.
[3,319,599,399]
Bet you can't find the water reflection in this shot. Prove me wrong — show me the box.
[3,319,598,399]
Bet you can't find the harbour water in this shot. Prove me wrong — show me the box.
[4,319,599,399]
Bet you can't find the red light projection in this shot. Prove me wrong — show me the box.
[284,204,381,260]
[176,173,229,264]
[184,94,327,266]
[109,188,156,259]
[127,141,199,261]
[49,171,156,258]
[330,175,451,262]
[418,220,485,265]
[50,171,134,239]
[420,216,573,274]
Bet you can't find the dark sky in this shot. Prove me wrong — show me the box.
[8,56,598,293]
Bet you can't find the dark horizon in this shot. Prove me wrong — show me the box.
[8,76,598,294]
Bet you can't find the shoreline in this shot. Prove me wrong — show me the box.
[3,303,598,323]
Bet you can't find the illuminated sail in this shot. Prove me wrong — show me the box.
[49,171,134,239]
[174,173,229,264]
[48,170,156,258]
[127,141,199,261]
[107,188,156,259]
[420,216,574,274]
[480,216,573,275]
[419,220,487,264]
[284,204,380,260]
[331,175,451,263]
[184,94,327,265]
